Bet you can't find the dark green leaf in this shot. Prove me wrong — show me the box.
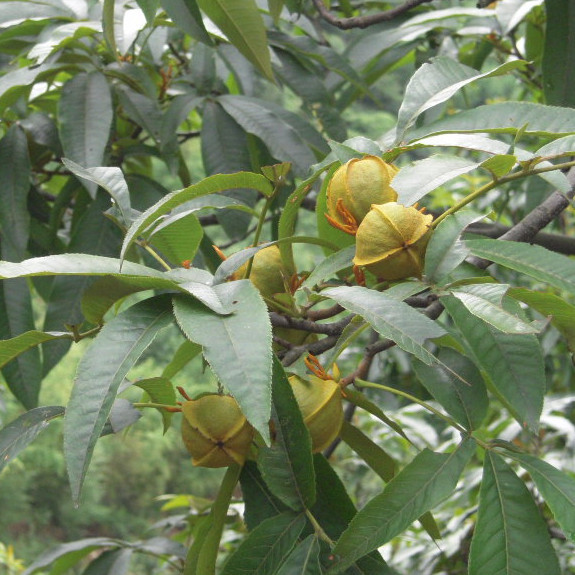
[442,296,544,432]
[468,452,560,575]
[221,512,306,575]
[0,406,64,474]
[257,357,315,510]
[59,72,112,197]
[413,347,488,430]
[467,239,575,296]
[276,535,321,575]
[329,438,475,573]
[173,281,272,441]
[82,548,132,575]
[302,246,355,290]
[64,295,173,503]
[161,0,211,43]
[323,286,446,365]
[513,453,575,543]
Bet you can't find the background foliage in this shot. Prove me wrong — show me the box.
[1,0,575,573]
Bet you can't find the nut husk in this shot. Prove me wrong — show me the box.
[181,394,254,468]
[326,156,399,233]
[354,202,433,280]
[236,245,287,303]
[289,374,344,452]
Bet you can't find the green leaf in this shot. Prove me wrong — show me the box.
[393,154,479,206]
[396,58,526,142]
[467,239,575,296]
[161,339,202,380]
[217,95,328,177]
[513,453,575,543]
[134,376,177,433]
[509,287,575,352]
[121,172,273,263]
[424,209,484,282]
[323,286,446,365]
[221,512,306,575]
[0,124,31,260]
[59,72,112,197]
[161,0,211,42]
[61,160,132,227]
[0,406,64,474]
[329,438,475,573]
[276,535,321,575]
[257,357,315,510]
[442,295,544,432]
[449,284,541,334]
[468,452,560,575]
[407,101,575,141]
[136,0,159,24]
[301,245,355,290]
[116,85,163,145]
[173,281,272,441]
[64,295,173,503]
[0,330,70,369]
[480,153,517,177]
[413,347,488,430]
[543,0,575,107]
[197,0,273,81]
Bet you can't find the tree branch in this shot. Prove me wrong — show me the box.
[311,0,435,29]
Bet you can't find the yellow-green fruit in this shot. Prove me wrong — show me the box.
[354,202,433,280]
[181,394,254,468]
[288,375,344,452]
[327,155,399,229]
[236,246,287,301]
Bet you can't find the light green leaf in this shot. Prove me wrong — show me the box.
[330,438,475,573]
[0,406,65,474]
[393,154,479,205]
[480,154,517,177]
[161,339,202,380]
[323,286,446,365]
[413,347,488,430]
[59,72,112,197]
[535,134,575,157]
[509,287,575,352]
[120,172,273,263]
[468,452,560,575]
[396,58,526,142]
[0,330,70,369]
[61,160,132,227]
[467,239,575,296]
[64,295,173,503]
[513,453,575,542]
[134,376,177,433]
[257,357,315,511]
[173,281,272,441]
[449,284,541,334]
[407,101,575,141]
[221,512,305,575]
[442,295,544,432]
[197,0,273,81]
[424,209,484,282]
[276,535,321,575]
[405,133,511,156]
[217,95,328,177]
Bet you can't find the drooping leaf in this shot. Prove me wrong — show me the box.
[81,548,132,575]
[424,209,484,282]
[197,0,273,81]
[413,347,488,430]
[329,438,475,573]
[161,0,211,43]
[276,535,321,575]
[513,453,575,543]
[64,295,173,503]
[0,406,65,474]
[221,512,306,575]
[58,72,112,197]
[257,357,315,510]
[0,330,70,369]
[442,295,544,432]
[396,58,526,142]
[173,281,272,441]
[393,154,479,206]
[323,286,446,365]
[467,239,575,296]
[468,452,560,575]
[449,283,541,334]
[121,172,273,263]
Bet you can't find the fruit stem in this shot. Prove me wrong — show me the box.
[354,378,467,433]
